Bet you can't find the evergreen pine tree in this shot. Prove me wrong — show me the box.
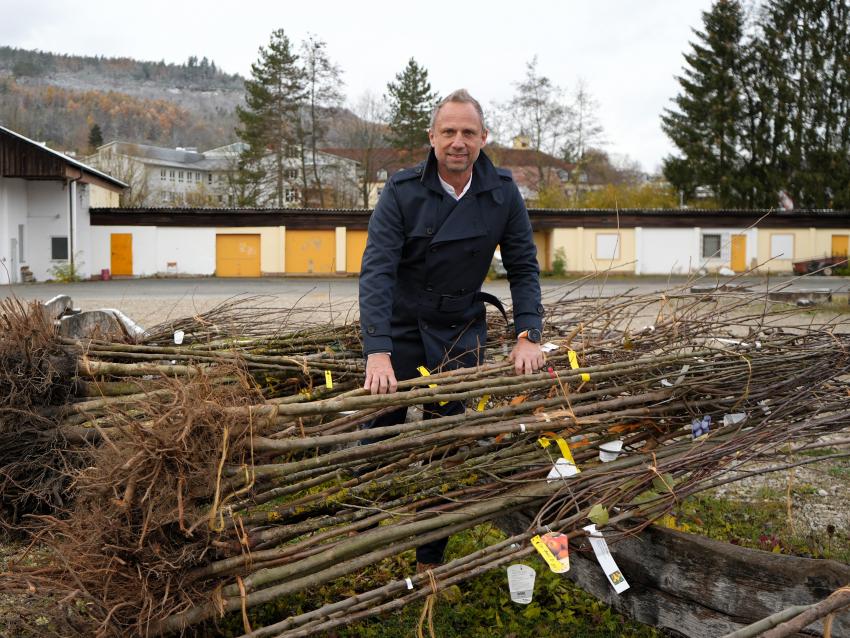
[385,58,438,155]
[236,29,305,207]
[88,123,103,150]
[661,0,746,206]
[749,0,850,208]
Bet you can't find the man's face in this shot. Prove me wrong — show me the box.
[428,101,488,176]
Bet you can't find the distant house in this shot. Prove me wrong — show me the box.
[87,141,360,208]
[322,142,588,208]
[86,141,241,207]
[0,125,125,284]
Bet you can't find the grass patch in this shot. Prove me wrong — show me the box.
[210,524,658,638]
[674,494,850,561]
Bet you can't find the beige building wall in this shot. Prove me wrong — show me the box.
[88,184,120,208]
[756,228,811,272]
[218,226,283,274]
[756,228,850,273]
[551,227,636,273]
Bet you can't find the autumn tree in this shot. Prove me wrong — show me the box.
[562,79,604,162]
[385,58,438,155]
[297,35,344,207]
[340,92,389,208]
[236,28,305,207]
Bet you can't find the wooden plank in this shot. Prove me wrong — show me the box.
[570,526,849,637]
[497,516,850,637]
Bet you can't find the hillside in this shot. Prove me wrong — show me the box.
[0,47,246,152]
[0,47,372,155]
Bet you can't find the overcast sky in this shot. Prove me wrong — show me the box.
[3,0,715,173]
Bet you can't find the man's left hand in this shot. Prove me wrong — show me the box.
[509,338,545,375]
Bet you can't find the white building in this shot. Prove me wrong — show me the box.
[0,125,126,284]
[86,141,240,207]
[87,141,360,208]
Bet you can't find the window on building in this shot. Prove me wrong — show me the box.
[160,169,166,181]
[285,188,298,203]
[169,170,175,181]
[178,171,184,183]
[769,234,794,259]
[208,173,213,185]
[286,146,299,158]
[51,236,69,261]
[285,168,299,180]
[595,233,620,260]
[702,234,722,259]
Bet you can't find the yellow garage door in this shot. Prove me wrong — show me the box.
[832,234,848,257]
[110,233,133,276]
[534,231,550,271]
[285,230,336,274]
[346,230,369,273]
[731,235,747,272]
[216,234,261,277]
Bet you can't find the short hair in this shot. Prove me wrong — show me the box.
[429,89,486,131]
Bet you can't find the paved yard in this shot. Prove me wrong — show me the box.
[1,274,848,329]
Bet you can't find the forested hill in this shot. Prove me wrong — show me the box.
[0,46,246,153]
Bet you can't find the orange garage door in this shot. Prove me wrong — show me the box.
[285,230,336,273]
[346,230,369,273]
[216,234,261,277]
[110,233,133,276]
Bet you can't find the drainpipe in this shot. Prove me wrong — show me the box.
[69,177,79,272]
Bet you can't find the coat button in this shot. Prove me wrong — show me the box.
[537,304,545,314]
[426,285,434,292]
[450,324,457,329]
[422,322,429,329]
[367,326,376,335]
[426,227,434,235]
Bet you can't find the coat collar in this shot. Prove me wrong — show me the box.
[420,148,501,196]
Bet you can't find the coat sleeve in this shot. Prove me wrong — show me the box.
[359,180,406,355]
[498,182,543,335]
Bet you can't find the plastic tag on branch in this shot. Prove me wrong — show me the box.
[723,413,747,427]
[661,364,690,387]
[583,524,630,594]
[325,370,333,389]
[568,349,590,382]
[691,415,711,438]
[531,533,570,573]
[540,342,559,353]
[417,365,447,406]
[476,394,490,412]
[506,564,536,604]
[540,436,580,481]
[173,330,184,345]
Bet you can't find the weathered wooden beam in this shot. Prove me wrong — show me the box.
[563,525,850,637]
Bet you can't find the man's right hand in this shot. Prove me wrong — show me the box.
[364,353,398,395]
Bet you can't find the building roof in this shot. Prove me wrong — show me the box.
[89,206,850,230]
[0,125,127,191]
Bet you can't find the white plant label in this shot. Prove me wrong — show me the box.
[507,564,536,604]
[583,524,630,594]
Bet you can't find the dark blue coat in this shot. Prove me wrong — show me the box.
[359,148,543,380]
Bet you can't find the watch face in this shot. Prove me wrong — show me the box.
[527,328,542,343]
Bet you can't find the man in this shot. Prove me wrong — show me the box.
[358,89,544,568]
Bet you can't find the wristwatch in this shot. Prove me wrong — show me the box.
[518,328,542,343]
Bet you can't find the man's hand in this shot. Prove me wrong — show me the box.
[364,353,398,395]
[509,338,545,375]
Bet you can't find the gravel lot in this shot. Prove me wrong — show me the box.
[2,274,848,328]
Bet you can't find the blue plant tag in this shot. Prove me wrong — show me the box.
[691,415,711,438]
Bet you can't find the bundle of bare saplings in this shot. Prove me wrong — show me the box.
[1,287,848,638]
